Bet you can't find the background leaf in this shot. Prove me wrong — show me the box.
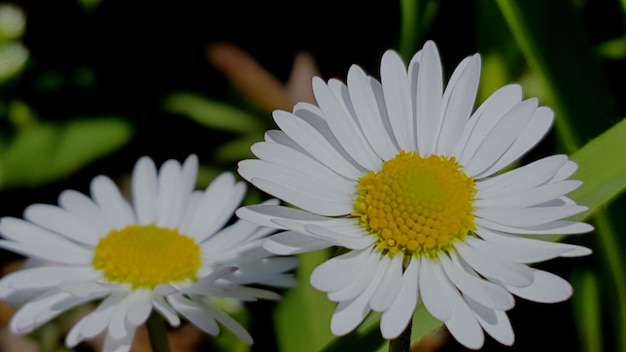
[163,92,264,134]
[0,116,132,189]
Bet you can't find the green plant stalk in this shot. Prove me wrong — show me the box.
[398,0,419,61]
[573,269,603,352]
[146,312,170,352]
[495,0,616,151]
[388,319,412,352]
[590,212,626,352]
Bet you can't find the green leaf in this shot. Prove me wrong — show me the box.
[398,0,440,62]
[274,250,335,352]
[213,133,262,163]
[572,269,603,352]
[0,116,132,189]
[495,0,618,152]
[568,117,626,219]
[163,92,263,134]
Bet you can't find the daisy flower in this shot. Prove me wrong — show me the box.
[0,155,297,352]
[236,40,593,349]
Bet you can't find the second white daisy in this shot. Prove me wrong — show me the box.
[0,155,297,352]
[236,40,593,349]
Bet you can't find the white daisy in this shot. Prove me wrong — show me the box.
[236,40,593,349]
[0,155,297,352]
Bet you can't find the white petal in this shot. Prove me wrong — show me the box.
[186,266,239,294]
[274,108,363,179]
[463,98,538,177]
[465,296,514,346]
[475,217,594,235]
[370,254,403,312]
[152,293,180,326]
[200,217,267,255]
[0,217,91,253]
[326,250,380,302]
[380,50,415,151]
[329,258,386,336]
[210,285,281,302]
[552,160,579,182]
[454,84,523,161]
[380,257,420,339]
[131,156,158,225]
[263,230,332,255]
[186,173,237,240]
[313,77,380,170]
[441,276,485,349]
[476,155,567,196]
[239,159,354,204]
[506,269,572,303]
[159,156,197,229]
[419,257,451,321]
[227,257,298,286]
[476,106,554,178]
[201,300,253,344]
[82,292,125,338]
[415,40,443,155]
[178,191,203,235]
[311,248,371,293]
[199,180,246,242]
[304,223,375,250]
[474,180,582,208]
[435,54,480,156]
[58,280,111,298]
[108,294,133,339]
[66,314,89,347]
[250,142,356,190]
[0,239,91,264]
[103,326,135,352]
[0,266,97,295]
[156,159,183,228]
[441,253,514,310]
[247,178,351,216]
[236,204,330,229]
[474,227,590,262]
[59,190,111,237]
[475,205,588,227]
[125,289,152,327]
[168,295,219,335]
[10,290,86,334]
[347,63,398,160]
[24,204,99,245]
[91,175,135,229]
[455,241,533,288]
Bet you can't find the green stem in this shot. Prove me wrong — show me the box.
[592,212,626,352]
[388,319,412,352]
[398,0,419,61]
[146,312,170,352]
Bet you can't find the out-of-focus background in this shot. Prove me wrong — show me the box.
[0,0,625,351]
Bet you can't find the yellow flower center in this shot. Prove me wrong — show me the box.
[93,224,201,289]
[353,151,476,258]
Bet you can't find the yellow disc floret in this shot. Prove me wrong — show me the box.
[353,151,476,257]
[93,224,201,289]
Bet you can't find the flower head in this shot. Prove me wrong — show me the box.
[236,41,593,348]
[0,155,297,352]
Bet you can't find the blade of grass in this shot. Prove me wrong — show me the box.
[495,0,617,151]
